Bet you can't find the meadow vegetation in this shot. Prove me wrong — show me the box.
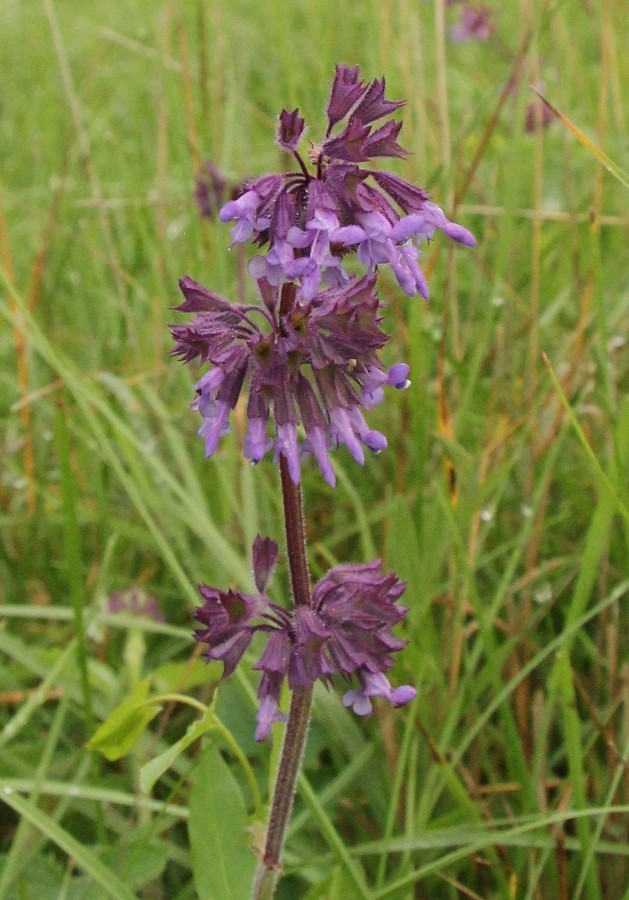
[1,0,627,897]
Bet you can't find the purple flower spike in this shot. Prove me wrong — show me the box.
[215,65,474,300]
[193,547,414,740]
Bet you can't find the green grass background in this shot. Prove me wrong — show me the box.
[1,0,627,897]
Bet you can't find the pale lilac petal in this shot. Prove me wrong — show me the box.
[331,225,366,245]
[255,695,288,741]
[219,189,260,223]
[361,385,384,408]
[390,685,417,706]
[329,407,365,465]
[391,244,430,298]
[244,418,273,463]
[275,423,301,484]
[198,400,231,456]
[304,425,336,487]
[348,408,387,453]
[286,226,314,249]
[194,367,225,396]
[343,689,373,716]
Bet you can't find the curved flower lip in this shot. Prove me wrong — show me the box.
[391,243,430,299]
[343,673,417,716]
[387,363,411,389]
[255,695,288,741]
[391,207,477,248]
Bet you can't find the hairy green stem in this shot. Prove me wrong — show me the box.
[252,455,314,898]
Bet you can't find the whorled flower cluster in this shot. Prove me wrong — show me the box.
[171,273,410,487]
[219,64,475,300]
[194,536,416,740]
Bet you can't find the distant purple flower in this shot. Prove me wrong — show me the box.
[171,273,410,487]
[194,539,416,740]
[524,99,555,133]
[194,161,227,219]
[108,588,164,622]
[218,64,475,300]
[449,5,494,43]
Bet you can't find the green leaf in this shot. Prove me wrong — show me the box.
[303,866,363,899]
[100,830,168,889]
[188,742,257,900]
[298,774,371,898]
[140,705,216,794]
[0,792,136,900]
[87,678,161,761]
[0,852,66,900]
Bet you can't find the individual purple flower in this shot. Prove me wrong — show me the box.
[171,273,410,488]
[193,584,263,677]
[218,65,475,300]
[219,188,272,245]
[194,540,416,740]
[343,672,417,716]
